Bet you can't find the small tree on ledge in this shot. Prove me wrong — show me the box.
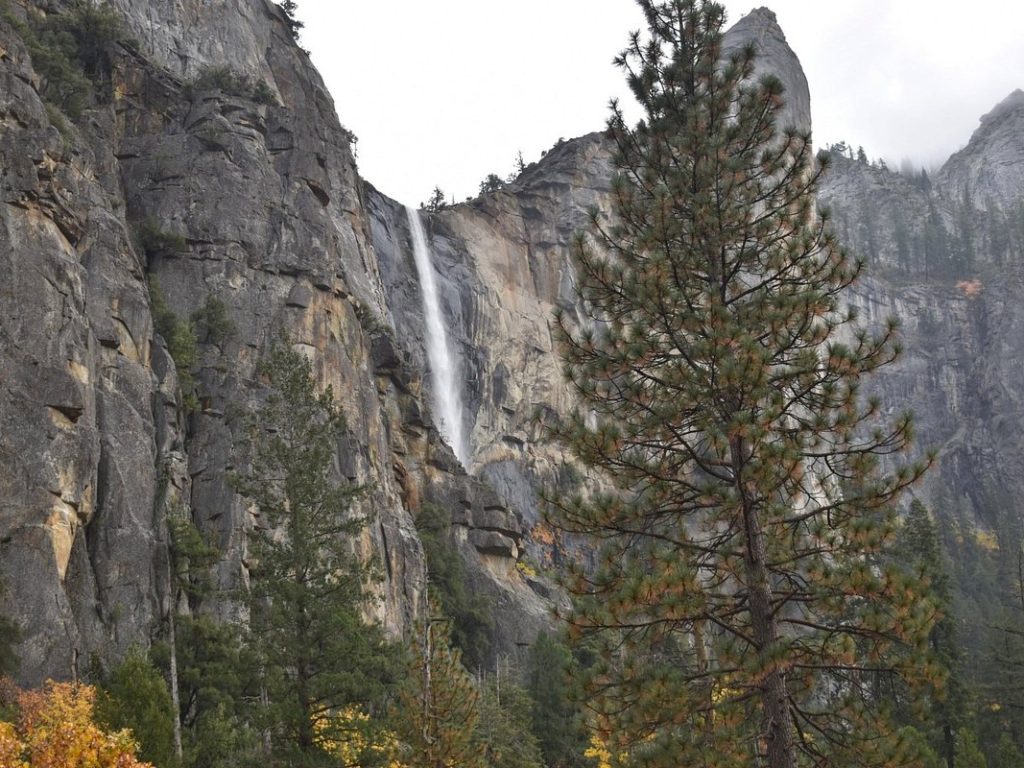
[279,1,304,40]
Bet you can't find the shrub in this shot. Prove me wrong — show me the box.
[0,0,127,119]
[0,680,152,767]
[135,219,188,258]
[149,277,198,411]
[478,173,505,196]
[0,577,18,677]
[190,295,235,347]
[186,65,276,106]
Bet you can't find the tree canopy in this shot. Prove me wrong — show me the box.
[548,2,936,766]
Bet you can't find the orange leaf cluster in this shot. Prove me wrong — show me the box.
[0,679,151,768]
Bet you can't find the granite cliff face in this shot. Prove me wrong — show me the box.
[1,0,393,681]
[0,0,545,682]
[369,7,811,570]
[818,97,1024,544]
[2,0,1023,687]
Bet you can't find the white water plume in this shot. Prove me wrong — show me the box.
[405,206,469,468]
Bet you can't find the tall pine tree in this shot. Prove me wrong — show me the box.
[549,2,935,766]
[235,343,397,767]
[392,609,482,768]
[894,500,962,768]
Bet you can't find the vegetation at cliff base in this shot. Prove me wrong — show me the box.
[391,609,482,768]
[414,503,494,671]
[0,579,19,678]
[95,651,177,768]
[0,680,153,767]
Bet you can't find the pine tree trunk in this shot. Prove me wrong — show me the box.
[733,436,796,768]
[162,510,183,763]
[168,589,183,763]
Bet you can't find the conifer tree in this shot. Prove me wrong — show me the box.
[895,500,963,768]
[96,650,177,768]
[475,678,544,768]
[162,512,261,768]
[549,2,935,766]
[235,343,397,767]
[392,610,482,768]
[279,1,304,39]
[526,632,589,768]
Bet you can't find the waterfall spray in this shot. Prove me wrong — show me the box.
[405,206,469,468]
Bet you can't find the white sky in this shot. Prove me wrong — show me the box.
[294,0,1024,206]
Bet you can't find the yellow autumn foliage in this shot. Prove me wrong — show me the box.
[584,733,615,768]
[315,706,406,768]
[0,679,151,768]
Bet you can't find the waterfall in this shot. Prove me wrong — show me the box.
[405,206,469,468]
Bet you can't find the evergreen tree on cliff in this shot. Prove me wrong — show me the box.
[234,343,396,767]
[549,2,937,766]
[279,1,304,39]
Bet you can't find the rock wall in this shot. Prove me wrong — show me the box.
[0,7,164,680]
[1,0,573,683]
[3,0,1024,687]
[0,0,549,683]
[819,95,1024,542]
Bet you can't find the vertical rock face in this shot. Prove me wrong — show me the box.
[0,11,163,681]
[0,0,432,683]
[723,7,810,135]
[368,8,811,571]
[939,89,1024,213]
[819,95,1024,541]
[3,0,1024,687]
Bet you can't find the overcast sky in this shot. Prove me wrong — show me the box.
[294,0,1024,207]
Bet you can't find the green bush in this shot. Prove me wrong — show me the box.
[136,219,188,258]
[96,649,177,768]
[149,277,199,411]
[0,0,127,119]
[190,295,235,347]
[186,66,276,106]
[0,575,20,677]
